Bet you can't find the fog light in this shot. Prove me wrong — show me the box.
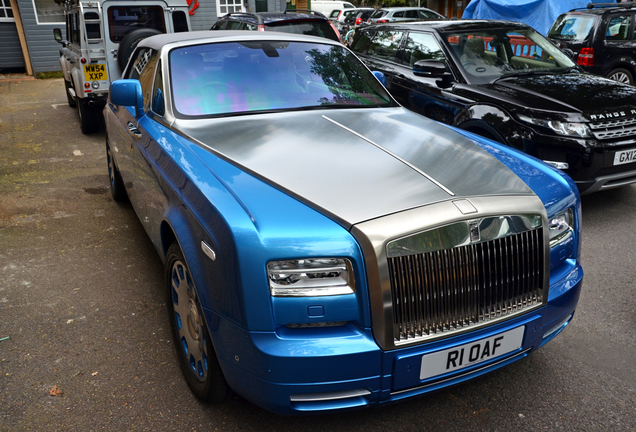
[92,81,99,89]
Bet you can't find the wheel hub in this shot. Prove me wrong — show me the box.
[186,299,201,341]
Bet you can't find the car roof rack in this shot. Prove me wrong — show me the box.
[569,2,636,11]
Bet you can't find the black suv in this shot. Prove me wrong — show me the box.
[350,20,636,194]
[548,2,636,85]
[210,11,341,43]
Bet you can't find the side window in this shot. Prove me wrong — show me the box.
[152,60,165,116]
[367,30,404,62]
[393,11,404,18]
[403,32,445,67]
[125,48,159,110]
[405,10,418,19]
[226,20,244,30]
[350,29,373,53]
[172,11,189,32]
[419,10,439,19]
[606,15,631,41]
[70,12,80,45]
[245,23,258,31]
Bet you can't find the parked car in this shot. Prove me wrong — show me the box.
[351,20,636,195]
[548,2,636,85]
[311,0,355,16]
[367,7,445,24]
[331,6,373,23]
[332,7,375,38]
[210,11,341,43]
[53,0,191,134]
[105,29,583,414]
[345,8,376,26]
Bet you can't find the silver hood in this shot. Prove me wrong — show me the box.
[176,107,534,228]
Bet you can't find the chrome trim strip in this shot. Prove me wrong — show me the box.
[321,115,455,196]
[290,388,371,402]
[391,347,532,396]
[200,240,216,261]
[543,313,573,339]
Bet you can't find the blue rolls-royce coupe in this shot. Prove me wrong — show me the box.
[104,30,583,414]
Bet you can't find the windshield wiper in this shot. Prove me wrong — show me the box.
[490,68,574,84]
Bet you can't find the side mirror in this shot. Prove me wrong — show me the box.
[372,71,387,87]
[413,60,453,88]
[110,79,144,118]
[53,28,66,45]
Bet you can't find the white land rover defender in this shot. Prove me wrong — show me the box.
[53,0,191,134]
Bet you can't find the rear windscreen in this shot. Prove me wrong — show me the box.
[548,15,595,41]
[107,6,166,42]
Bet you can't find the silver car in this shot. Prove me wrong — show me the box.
[367,7,445,24]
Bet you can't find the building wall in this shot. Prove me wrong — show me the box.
[0,21,26,69]
[15,0,62,73]
[10,0,294,74]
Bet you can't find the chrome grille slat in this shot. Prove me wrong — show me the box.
[589,117,636,140]
[389,227,544,343]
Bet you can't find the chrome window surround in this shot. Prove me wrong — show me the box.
[351,195,550,351]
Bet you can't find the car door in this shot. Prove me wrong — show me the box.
[129,49,169,244]
[393,30,466,124]
[601,13,636,81]
[351,28,407,100]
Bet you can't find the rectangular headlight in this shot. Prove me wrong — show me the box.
[549,208,574,248]
[267,258,355,297]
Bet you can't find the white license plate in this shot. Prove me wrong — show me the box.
[419,326,525,380]
[614,149,636,165]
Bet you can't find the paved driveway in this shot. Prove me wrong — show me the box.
[1,78,635,431]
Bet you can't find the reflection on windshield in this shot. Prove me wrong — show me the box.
[170,41,394,117]
[443,28,576,84]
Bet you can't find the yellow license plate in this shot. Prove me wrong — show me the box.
[84,64,107,81]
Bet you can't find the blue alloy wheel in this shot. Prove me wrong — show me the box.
[165,243,228,402]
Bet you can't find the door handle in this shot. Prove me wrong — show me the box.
[127,121,142,139]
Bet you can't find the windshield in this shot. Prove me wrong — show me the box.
[170,41,395,117]
[548,15,596,41]
[443,27,576,85]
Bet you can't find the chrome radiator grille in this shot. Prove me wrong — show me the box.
[388,225,544,343]
[589,117,636,141]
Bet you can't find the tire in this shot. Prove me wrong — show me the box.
[65,79,76,108]
[607,68,633,85]
[78,98,101,134]
[117,28,163,72]
[165,243,229,402]
[106,138,128,202]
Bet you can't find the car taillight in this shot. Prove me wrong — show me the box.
[328,20,342,43]
[377,19,389,23]
[577,48,594,66]
[355,17,362,25]
[258,24,265,31]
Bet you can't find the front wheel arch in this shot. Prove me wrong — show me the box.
[459,120,508,145]
[165,242,230,402]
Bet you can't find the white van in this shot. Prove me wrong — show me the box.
[311,1,355,17]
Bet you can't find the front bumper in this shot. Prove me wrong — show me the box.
[517,133,636,195]
[204,260,583,415]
